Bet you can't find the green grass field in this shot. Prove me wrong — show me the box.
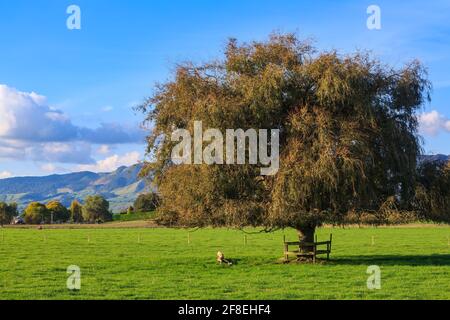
[112,211,156,222]
[1,225,450,299]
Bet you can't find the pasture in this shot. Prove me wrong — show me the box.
[0,225,450,299]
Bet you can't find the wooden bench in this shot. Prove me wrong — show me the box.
[283,234,332,263]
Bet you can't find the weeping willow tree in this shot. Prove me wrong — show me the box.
[138,33,431,245]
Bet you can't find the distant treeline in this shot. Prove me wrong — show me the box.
[0,192,159,225]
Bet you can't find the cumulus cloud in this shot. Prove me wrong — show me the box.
[0,84,145,144]
[0,85,78,142]
[0,84,146,167]
[0,171,12,179]
[418,110,450,136]
[31,142,94,164]
[76,151,141,172]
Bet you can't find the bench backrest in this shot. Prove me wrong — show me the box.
[284,234,332,251]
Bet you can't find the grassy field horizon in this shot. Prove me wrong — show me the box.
[1,224,450,300]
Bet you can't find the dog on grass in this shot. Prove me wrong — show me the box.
[216,251,232,265]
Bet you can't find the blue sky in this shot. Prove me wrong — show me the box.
[0,0,449,178]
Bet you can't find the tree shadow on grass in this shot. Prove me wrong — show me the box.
[329,254,450,266]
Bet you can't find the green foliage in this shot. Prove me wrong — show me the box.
[24,202,49,224]
[138,33,430,235]
[46,200,70,223]
[133,193,160,213]
[69,200,83,223]
[0,202,17,226]
[82,195,111,223]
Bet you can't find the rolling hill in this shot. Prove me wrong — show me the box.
[419,154,450,164]
[0,163,153,212]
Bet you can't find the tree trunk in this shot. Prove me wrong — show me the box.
[297,225,315,255]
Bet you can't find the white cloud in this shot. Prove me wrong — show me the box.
[0,84,146,165]
[445,120,450,132]
[76,151,141,173]
[30,142,94,164]
[0,139,94,164]
[0,171,13,179]
[40,163,68,174]
[97,145,111,155]
[0,85,78,142]
[0,84,145,144]
[0,141,26,159]
[418,110,450,136]
[40,164,57,173]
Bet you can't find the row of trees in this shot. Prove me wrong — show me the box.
[1,193,160,225]
[22,195,111,225]
[137,32,449,244]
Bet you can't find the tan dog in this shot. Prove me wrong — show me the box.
[216,251,232,265]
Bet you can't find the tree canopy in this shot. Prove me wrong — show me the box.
[82,195,111,223]
[24,202,49,224]
[70,200,83,223]
[0,202,17,226]
[133,193,160,213]
[46,200,70,223]
[138,33,432,241]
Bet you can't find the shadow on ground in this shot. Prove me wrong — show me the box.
[329,254,450,266]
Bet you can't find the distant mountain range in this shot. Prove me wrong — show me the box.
[0,155,448,213]
[0,163,153,213]
[419,154,449,164]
